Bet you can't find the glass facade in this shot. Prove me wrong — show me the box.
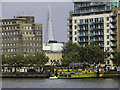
[74,1,120,14]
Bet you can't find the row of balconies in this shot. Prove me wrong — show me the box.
[79,33,104,37]
[79,38,104,42]
[78,21,104,26]
[79,40,88,43]
[75,3,106,8]
[79,32,104,36]
[93,39,104,42]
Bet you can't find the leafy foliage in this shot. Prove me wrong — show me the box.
[113,51,120,66]
[2,52,49,68]
[62,42,106,66]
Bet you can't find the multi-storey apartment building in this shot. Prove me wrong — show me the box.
[1,16,42,57]
[68,1,120,70]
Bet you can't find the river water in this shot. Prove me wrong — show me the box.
[2,78,120,88]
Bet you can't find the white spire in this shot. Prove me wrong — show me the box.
[47,5,55,43]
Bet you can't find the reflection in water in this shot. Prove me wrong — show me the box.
[2,78,119,88]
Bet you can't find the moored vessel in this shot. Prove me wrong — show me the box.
[52,63,105,79]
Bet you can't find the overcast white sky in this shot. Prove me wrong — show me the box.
[2,2,73,42]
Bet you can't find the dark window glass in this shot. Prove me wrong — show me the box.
[75,25,77,29]
[107,41,109,45]
[107,29,109,33]
[107,17,109,21]
[74,20,77,23]
[107,23,109,27]
[107,35,109,39]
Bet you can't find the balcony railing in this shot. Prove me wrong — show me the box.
[78,22,88,25]
[110,19,117,23]
[110,26,117,30]
[110,32,117,36]
[93,39,104,42]
[76,3,106,8]
[89,28,94,31]
[110,44,117,48]
[109,13,117,17]
[94,33,104,36]
[111,49,117,53]
[79,40,88,43]
[94,27,104,30]
[110,38,117,42]
[79,34,88,37]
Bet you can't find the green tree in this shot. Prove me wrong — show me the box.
[62,42,81,66]
[113,51,120,66]
[34,52,49,71]
[61,42,106,66]
[84,45,105,64]
[9,54,24,67]
[2,54,7,65]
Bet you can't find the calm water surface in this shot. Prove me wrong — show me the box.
[2,78,120,88]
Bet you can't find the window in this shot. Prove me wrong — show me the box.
[107,17,109,21]
[75,37,77,41]
[113,10,116,14]
[107,29,109,33]
[75,31,77,35]
[8,43,10,46]
[8,49,10,52]
[74,25,77,29]
[11,43,13,46]
[26,26,28,29]
[107,35,109,39]
[107,60,110,64]
[6,27,8,30]
[74,20,77,23]
[107,41,109,45]
[2,33,4,35]
[8,32,10,35]
[11,32,13,35]
[11,49,13,52]
[107,47,109,51]
[107,23,109,27]
[29,27,32,29]
[33,37,35,40]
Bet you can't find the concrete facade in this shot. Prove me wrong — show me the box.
[1,16,42,57]
[45,52,62,66]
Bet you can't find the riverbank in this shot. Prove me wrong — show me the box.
[104,71,120,78]
[1,72,50,78]
[1,71,120,78]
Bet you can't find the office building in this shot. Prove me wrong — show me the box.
[1,16,42,57]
